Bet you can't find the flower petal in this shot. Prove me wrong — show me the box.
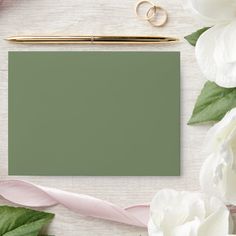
[200,154,220,198]
[182,0,236,24]
[149,189,231,236]
[198,206,230,236]
[148,218,163,236]
[214,20,236,87]
[173,219,200,236]
[216,20,236,63]
[150,189,189,231]
[204,108,236,153]
[221,159,236,205]
[200,143,236,204]
[200,108,236,205]
[195,25,225,82]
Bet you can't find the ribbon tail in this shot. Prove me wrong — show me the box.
[0,180,149,228]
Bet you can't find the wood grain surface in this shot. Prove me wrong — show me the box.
[0,0,214,235]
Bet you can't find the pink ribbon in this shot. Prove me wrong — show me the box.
[0,180,149,228]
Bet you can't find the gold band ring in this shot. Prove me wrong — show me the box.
[147,5,168,27]
[135,0,156,21]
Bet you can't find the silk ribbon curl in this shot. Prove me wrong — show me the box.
[0,180,149,228]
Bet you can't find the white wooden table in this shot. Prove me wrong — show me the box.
[0,0,211,235]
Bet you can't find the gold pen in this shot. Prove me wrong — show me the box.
[6,35,179,44]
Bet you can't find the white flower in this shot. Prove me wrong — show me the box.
[196,20,236,88]
[200,108,236,205]
[184,0,236,88]
[183,0,236,24]
[148,189,232,236]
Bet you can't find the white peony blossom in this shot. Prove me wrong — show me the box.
[183,0,236,24]
[200,108,236,205]
[196,20,236,88]
[148,189,233,236]
[184,0,236,88]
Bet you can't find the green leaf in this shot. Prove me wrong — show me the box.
[185,27,211,46]
[188,81,236,125]
[0,206,54,236]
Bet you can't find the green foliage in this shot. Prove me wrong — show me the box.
[188,81,236,125]
[0,206,54,236]
[185,27,211,46]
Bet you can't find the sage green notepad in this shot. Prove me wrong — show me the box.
[9,51,180,176]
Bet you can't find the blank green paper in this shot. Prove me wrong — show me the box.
[9,51,180,176]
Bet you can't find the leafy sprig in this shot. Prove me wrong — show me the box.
[0,205,54,236]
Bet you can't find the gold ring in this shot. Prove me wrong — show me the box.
[147,6,168,27]
[135,0,156,21]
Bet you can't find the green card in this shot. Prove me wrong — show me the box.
[9,51,180,176]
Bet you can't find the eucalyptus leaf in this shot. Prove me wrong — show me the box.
[185,27,211,46]
[0,206,54,236]
[188,81,236,125]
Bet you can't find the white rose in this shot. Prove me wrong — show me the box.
[200,108,236,205]
[183,0,236,88]
[148,189,232,236]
